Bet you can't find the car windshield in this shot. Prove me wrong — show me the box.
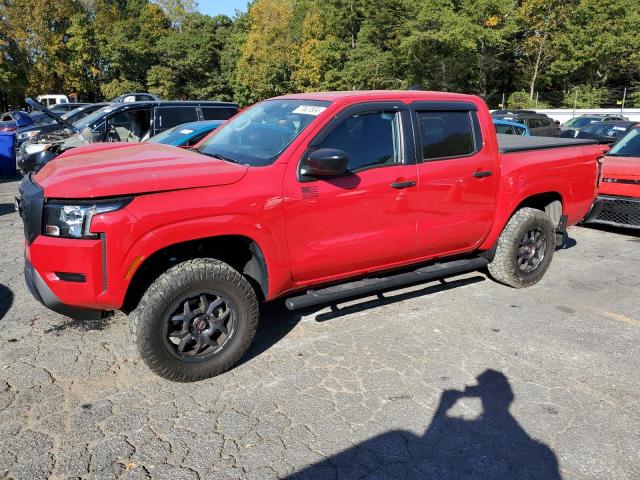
[61,106,87,121]
[197,99,330,166]
[582,123,628,137]
[148,125,193,144]
[608,128,640,157]
[563,117,599,128]
[72,105,116,130]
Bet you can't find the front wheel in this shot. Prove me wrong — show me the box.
[488,207,556,288]
[129,258,258,382]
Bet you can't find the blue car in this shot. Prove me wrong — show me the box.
[493,118,530,136]
[0,110,34,132]
[147,120,224,148]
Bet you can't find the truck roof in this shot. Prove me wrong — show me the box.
[272,90,481,103]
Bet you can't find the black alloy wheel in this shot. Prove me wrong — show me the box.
[163,291,236,361]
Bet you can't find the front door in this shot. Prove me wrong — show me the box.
[412,103,498,257]
[284,103,419,283]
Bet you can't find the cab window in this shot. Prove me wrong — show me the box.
[313,111,401,172]
[417,111,476,160]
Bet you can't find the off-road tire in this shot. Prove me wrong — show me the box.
[488,207,556,288]
[129,258,258,382]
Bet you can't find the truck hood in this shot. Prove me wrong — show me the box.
[602,155,640,180]
[34,142,248,198]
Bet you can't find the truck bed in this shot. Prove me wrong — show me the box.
[498,134,596,153]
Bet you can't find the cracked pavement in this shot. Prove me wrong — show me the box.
[0,178,639,479]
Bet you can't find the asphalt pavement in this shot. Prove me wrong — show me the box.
[0,178,638,479]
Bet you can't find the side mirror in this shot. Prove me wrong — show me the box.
[301,148,349,177]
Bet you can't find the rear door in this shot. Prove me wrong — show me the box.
[284,102,419,283]
[412,102,498,257]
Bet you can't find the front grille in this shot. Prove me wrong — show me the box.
[17,176,44,244]
[594,197,640,227]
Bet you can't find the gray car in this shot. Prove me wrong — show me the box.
[493,113,559,137]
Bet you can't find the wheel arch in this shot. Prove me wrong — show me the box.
[121,234,269,314]
[481,190,565,254]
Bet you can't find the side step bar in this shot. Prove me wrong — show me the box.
[285,257,489,310]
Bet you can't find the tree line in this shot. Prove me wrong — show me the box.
[1,0,639,110]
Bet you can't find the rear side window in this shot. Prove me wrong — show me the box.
[417,111,476,160]
[157,107,199,129]
[202,107,237,120]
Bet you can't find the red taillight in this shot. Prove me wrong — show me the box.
[0,125,16,132]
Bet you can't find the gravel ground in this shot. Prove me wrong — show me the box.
[0,177,639,480]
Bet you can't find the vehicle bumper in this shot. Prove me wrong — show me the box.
[24,255,108,320]
[583,195,640,230]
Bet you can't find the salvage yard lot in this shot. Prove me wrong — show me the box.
[0,177,639,479]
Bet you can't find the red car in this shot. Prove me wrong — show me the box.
[17,90,605,381]
[584,125,640,229]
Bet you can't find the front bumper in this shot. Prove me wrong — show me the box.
[584,195,640,230]
[24,256,107,320]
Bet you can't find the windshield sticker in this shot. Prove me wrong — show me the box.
[179,129,194,134]
[292,105,327,116]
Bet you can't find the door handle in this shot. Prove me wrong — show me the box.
[472,170,493,178]
[390,180,416,189]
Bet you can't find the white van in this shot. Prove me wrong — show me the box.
[35,94,69,107]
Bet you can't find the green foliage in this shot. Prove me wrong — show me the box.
[562,85,609,108]
[507,90,549,109]
[1,0,639,110]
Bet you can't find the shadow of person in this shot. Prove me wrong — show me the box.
[288,369,561,479]
[0,283,14,321]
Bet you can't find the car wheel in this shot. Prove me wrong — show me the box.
[488,207,556,288]
[129,258,258,382]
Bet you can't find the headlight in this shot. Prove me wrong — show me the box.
[25,143,51,155]
[43,198,132,239]
[17,130,40,141]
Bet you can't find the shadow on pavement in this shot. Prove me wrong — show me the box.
[556,233,577,251]
[287,369,562,480]
[240,275,485,366]
[0,175,21,184]
[0,283,14,321]
[0,202,16,217]
[583,223,640,239]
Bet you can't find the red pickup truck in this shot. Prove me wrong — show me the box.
[18,91,605,381]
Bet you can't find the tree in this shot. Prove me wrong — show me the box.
[515,0,573,100]
[236,0,296,102]
[154,0,198,29]
[147,13,233,100]
[66,12,101,101]
[562,85,609,109]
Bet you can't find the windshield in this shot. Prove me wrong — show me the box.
[563,117,599,128]
[608,128,640,157]
[582,123,629,137]
[72,105,116,130]
[197,99,330,166]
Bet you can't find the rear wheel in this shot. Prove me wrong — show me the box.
[488,207,556,288]
[129,258,258,382]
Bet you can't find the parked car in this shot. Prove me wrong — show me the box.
[16,102,109,148]
[561,114,628,132]
[112,92,161,103]
[48,102,90,114]
[18,99,238,174]
[493,118,530,136]
[35,94,70,107]
[0,110,33,132]
[559,121,637,144]
[16,90,607,381]
[492,112,559,136]
[584,126,640,229]
[147,120,224,148]
[491,109,537,116]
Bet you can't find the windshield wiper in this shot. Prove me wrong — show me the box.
[197,150,238,164]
